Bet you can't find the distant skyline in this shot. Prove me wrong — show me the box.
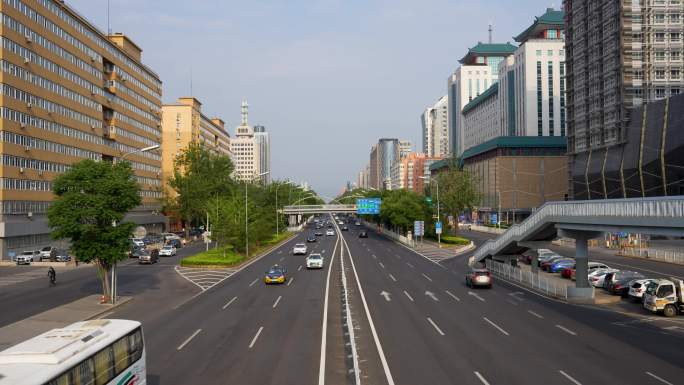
[67,0,553,197]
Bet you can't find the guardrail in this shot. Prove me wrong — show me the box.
[486,260,568,300]
[282,204,357,214]
[618,247,684,265]
[474,196,684,262]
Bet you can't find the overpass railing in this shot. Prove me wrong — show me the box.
[282,204,357,213]
[473,196,684,263]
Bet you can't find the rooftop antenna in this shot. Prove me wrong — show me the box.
[488,22,493,44]
[107,0,111,35]
[241,100,249,126]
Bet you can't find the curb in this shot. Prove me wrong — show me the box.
[85,296,134,320]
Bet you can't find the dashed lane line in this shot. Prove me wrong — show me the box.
[528,310,544,319]
[645,371,674,385]
[483,317,509,336]
[249,326,264,349]
[474,371,491,385]
[445,290,461,302]
[177,329,202,351]
[249,278,259,287]
[559,370,582,385]
[222,297,237,310]
[272,295,282,309]
[403,290,414,302]
[556,325,577,336]
[427,317,445,336]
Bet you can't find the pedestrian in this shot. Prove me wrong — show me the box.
[48,266,56,286]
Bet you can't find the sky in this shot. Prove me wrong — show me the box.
[67,0,552,198]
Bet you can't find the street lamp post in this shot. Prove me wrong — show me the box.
[111,144,160,305]
[275,180,292,236]
[246,172,270,258]
[420,176,440,248]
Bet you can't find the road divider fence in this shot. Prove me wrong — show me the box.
[485,260,568,300]
[618,247,684,265]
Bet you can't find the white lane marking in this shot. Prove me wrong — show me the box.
[427,317,445,336]
[559,370,582,385]
[278,250,283,254]
[372,254,377,259]
[222,296,237,310]
[483,317,509,336]
[506,299,519,306]
[388,273,397,282]
[272,295,282,309]
[177,329,202,351]
[395,254,402,259]
[403,290,414,302]
[248,326,264,349]
[249,278,259,287]
[279,257,285,261]
[645,371,674,385]
[425,291,439,301]
[341,230,396,384]
[380,291,392,301]
[287,277,294,286]
[379,262,385,269]
[318,233,339,385]
[406,262,415,268]
[445,290,461,302]
[474,371,491,385]
[528,310,544,319]
[556,325,577,336]
[298,265,303,271]
[421,273,433,282]
[468,291,486,302]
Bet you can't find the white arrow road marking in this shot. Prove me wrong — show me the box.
[380,291,392,302]
[445,290,461,302]
[177,329,202,351]
[222,296,237,310]
[427,317,445,336]
[249,326,264,349]
[422,273,433,282]
[468,291,486,302]
[425,291,439,302]
[403,290,414,302]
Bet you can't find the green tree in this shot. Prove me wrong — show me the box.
[168,142,234,236]
[378,189,427,234]
[48,160,141,302]
[432,165,480,231]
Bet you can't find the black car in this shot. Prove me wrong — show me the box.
[359,231,368,238]
[307,234,317,242]
[341,226,349,231]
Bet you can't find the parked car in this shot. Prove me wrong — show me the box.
[605,271,646,295]
[166,238,182,249]
[569,262,611,280]
[138,249,159,264]
[306,253,324,269]
[537,253,564,267]
[541,256,571,271]
[628,279,658,302]
[589,268,620,287]
[465,267,492,288]
[39,246,57,261]
[549,258,576,273]
[130,238,145,247]
[15,250,39,265]
[159,245,177,257]
[54,250,71,262]
[359,231,368,238]
[355,221,361,226]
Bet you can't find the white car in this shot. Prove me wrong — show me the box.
[589,268,619,287]
[628,278,657,302]
[326,229,335,236]
[293,243,308,255]
[131,238,145,247]
[159,245,176,257]
[16,250,39,265]
[306,253,324,269]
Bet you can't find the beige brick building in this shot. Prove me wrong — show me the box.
[0,0,165,258]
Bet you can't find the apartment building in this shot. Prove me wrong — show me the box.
[161,96,231,195]
[461,83,501,151]
[253,125,270,184]
[230,101,262,183]
[565,0,684,199]
[0,0,165,258]
[448,42,517,157]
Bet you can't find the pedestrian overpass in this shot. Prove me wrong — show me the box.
[471,196,684,301]
[282,204,357,215]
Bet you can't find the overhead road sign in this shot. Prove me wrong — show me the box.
[357,198,381,215]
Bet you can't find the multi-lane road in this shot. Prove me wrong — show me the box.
[3,215,684,384]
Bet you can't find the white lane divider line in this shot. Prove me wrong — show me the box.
[403,290,414,302]
[395,254,402,259]
[483,317,509,336]
[372,254,377,259]
[427,317,445,336]
[388,273,397,282]
[474,371,491,385]
[468,291,486,302]
[272,295,282,309]
[445,290,461,302]
[222,296,237,310]
[421,273,433,282]
[287,277,294,286]
[279,257,285,262]
[249,326,264,349]
[249,278,259,287]
[318,233,339,385]
[379,262,385,269]
[559,370,582,385]
[645,371,674,385]
[298,265,303,271]
[506,299,519,306]
[406,262,415,268]
[527,310,544,319]
[177,329,202,351]
[556,325,577,336]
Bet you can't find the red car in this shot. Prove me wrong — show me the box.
[561,266,575,279]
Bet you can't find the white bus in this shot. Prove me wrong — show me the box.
[0,319,145,385]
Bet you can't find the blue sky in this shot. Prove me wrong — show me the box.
[68,0,553,198]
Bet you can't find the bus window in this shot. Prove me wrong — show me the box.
[47,372,70,385]
[72,359,94,385]
[128,329,143,363]
[94,346,114,385]
[113,338,128,373]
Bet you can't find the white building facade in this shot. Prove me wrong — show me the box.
[230,101,262,182]
[462,83,501,151]
[422,95,449,158]
[253,125,271,184]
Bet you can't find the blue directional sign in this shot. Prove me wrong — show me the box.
[435,221,442,235]
[356,198,381,215]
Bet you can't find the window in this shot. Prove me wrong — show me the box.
[547,29,558,39]
[559,49,565,56]
[672,88,681,95]
[671,51,681,61]
[671,32,681,42]
[547,50,553,57]
[633,51,643,60]
[672,69,681,79]
[655,51,666,61]
[548,62,554,135]
[634,70,644,79]
[656,88,666,99]
[655,13,666,23]
[670,13,680,23]
[536,50,542,57]
[656,32,666,42]
[537,61,543,136]
[656,70,666,79]
[560,62,566,136]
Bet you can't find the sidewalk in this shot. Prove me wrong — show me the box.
[0,294,131,351]
[413,239,475,263]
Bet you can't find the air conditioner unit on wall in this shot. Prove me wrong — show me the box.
[19,167,24,173]
[23,57,30,64]
[20,122,27,129]
[25,34,32,43]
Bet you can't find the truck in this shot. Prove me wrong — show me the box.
[643,277,684,317]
